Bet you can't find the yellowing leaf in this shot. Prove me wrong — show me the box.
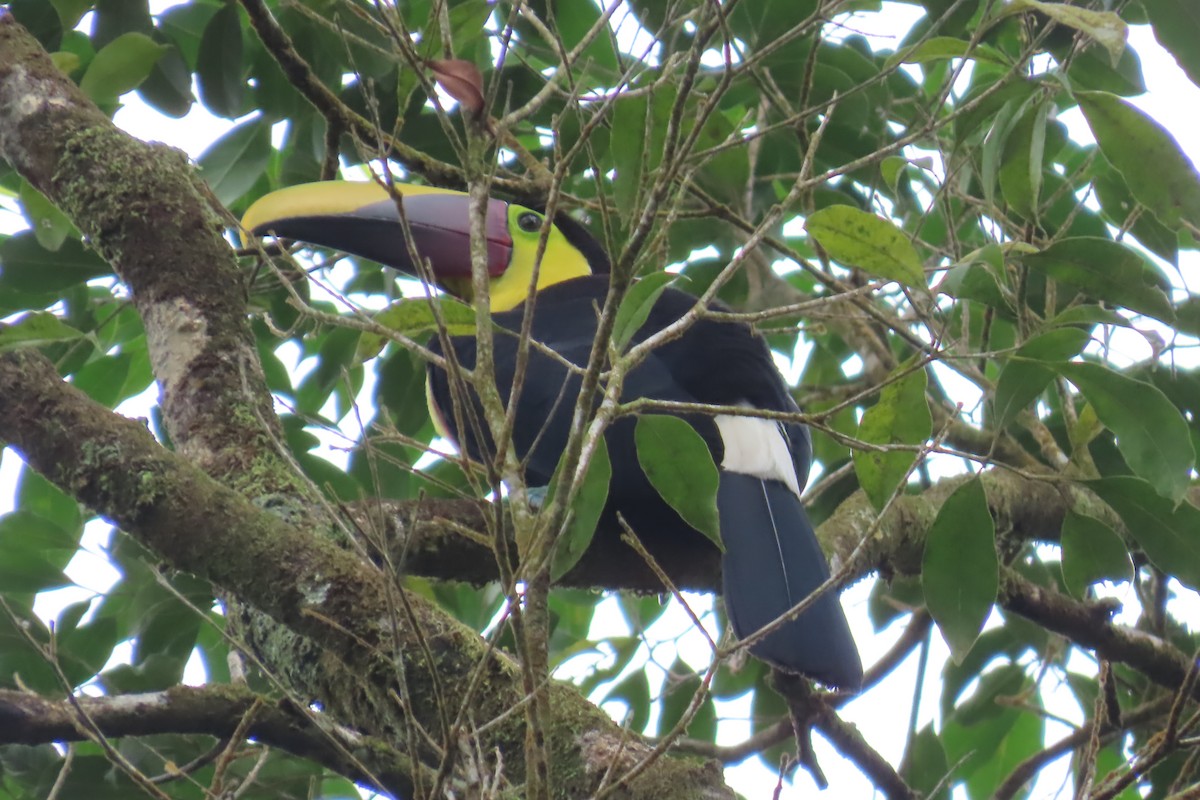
[805,206,925,288]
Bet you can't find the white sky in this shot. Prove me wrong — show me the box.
[2,4,1199,799]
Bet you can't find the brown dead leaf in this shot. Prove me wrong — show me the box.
[427,58,485,115]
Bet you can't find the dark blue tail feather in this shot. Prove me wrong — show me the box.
[718,472,863,690]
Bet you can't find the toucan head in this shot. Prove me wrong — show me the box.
[242,181,609,311]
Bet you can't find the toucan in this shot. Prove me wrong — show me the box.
[243,181,863,690]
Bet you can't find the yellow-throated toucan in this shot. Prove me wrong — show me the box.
[243,182,863,690]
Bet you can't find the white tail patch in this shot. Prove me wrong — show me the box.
[714,411,802,499]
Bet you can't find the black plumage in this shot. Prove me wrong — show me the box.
[427,276,863,689]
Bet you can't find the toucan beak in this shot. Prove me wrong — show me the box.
[241,181,513,278]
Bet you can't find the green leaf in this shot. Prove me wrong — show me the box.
[886,36,1011,69]
[551,437,612,582]
[940,244,1012,311]
[1093,164,1178,265]
[945,699,1044,799]
[634,415,721,548]
[1060,510,1133,597]
[356,297,477,362]
[1058,362,1195,502]
[197,117,272,207]
[1143,0,1200,90]
[78,31,168,102]
[0,231,111,292]
[16,468,82,538]
[0,312,84,351]
[72,353,133,407]
[1088,477,1200,592]
[922,478,997,663]
[853,364,931,510]
[657,656,716,739]
[138,38,194,119]
[196,1,245,117]
[1047,305,1129,329]
[1021,237,1174,323]
[1014,328,1092,361]
[611,272,676,353]
[51,0,94,30]
[998,100,1048,220]
[992,329,1091,429]
[9,0,63,52]
[159,1,220,68]
[805,205,926,288]
[612,93,649,222]
[992,360,1054,431]
[899,725,950,800]
[1005,1,1127,63]
[604,669,651,733]
[1077,91,1200,229]
[0,511,77,593]
[50,50,82,75]
[18,180,75,252]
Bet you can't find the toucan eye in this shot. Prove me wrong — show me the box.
[517,212,542,233]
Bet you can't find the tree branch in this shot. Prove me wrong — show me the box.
[0,685,423,796]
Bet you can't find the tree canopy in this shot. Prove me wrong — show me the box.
[1,0,1199,798]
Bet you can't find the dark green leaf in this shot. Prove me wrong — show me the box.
[867,575,923,632]
[138,38,194,118]
[805,205,926,288]
[853,364,931,510]
[634,414,721,548]
[71,353,134,407]
[159,1,220,67]
[1077,90,1200,229]
[947,699,1043,799]
[922,478,997,662]
[0,231,111,292]
[0,602,59,693]
[940,246,1012,311]
[611,272,677,353]
[1142,0,1200,90]
[612,92,649,221]
[1058,362,1194,502]
[196,1,245,117]
[1088,477,1200,591]
[9,0,63,51]
[1047,305,1129,329]
[78,31,168,102]
[1021,237,1174,323]
[16,469,82,537]
[657,658,715,739]
[998,100,1048,219]
[0,511,77,593]
[604,669,651,734]
[51,0,93,31]
[1060,510,1133,597]
[1015,328,1092,361]
[899,725,950,800]
[993,360,1053,431]
[59,616,120,686]
[197,117,272,206]
[992,329,1090,429]
[295,326,362,416]
[551,437,611,582]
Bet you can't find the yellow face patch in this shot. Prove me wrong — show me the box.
[483,205,592,311]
